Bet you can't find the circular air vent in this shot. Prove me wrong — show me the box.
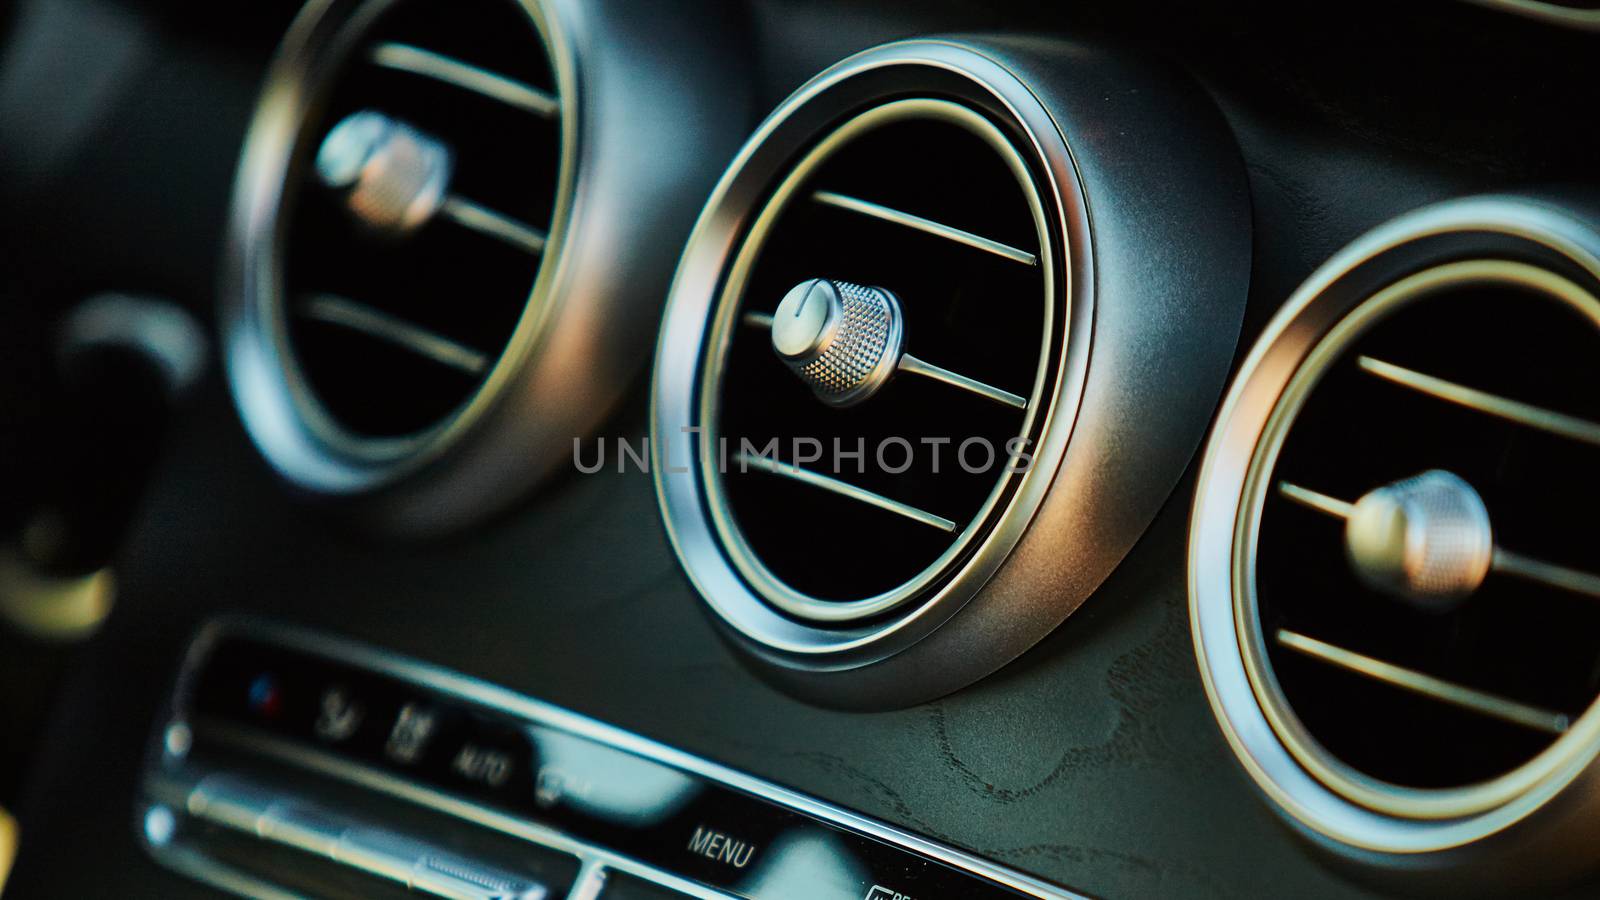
[704,98,1055,623]
[224,0,745,535]
[1192,195,1600,885]
[287,1,562,448]
[656,39,1252,706]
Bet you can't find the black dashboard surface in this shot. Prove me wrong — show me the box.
[3,0,1599,897]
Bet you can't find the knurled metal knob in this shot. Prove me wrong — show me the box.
[314,109,454,235]
[1344,469,1494,609]
[770,278,904,407]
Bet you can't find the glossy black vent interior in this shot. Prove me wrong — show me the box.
[1256,275,1600,789]
[283,0,559,438]
[715,111,1053,603]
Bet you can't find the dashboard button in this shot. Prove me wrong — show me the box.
[313,685,365,742]
[385,702,442,765]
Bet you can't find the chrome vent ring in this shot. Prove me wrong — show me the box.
[1191,195,1600,887]
[701,96,1055,624]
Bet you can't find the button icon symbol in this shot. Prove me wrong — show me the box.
[451,743,514,788]
[384,703,438,764]
[312,686,362,741]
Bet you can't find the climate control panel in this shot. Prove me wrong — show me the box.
[139,620,1083,899]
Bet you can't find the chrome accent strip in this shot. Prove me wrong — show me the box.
[299,295,489,375]
[1276,629,1571,736]
[735,452,958,532]
[898,354,1028,409]
[811,190,1038,266]
[1492,549,1600,601]
[369,42,559,118]
[1358,356,1600,448]
[145,620,1084,900]
[1276,482,1355,519]
[441,197,550,255]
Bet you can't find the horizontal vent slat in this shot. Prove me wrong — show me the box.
[1359,355,1600,447]
[368,42,559,118]
[1276,629,1573,736]
[811,190,1038,266]
[298,295,490,375]
[439,196,548,254]
[735,452,957,532]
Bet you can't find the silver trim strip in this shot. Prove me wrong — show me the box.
[1276,629,1572,736]
[369,43,560,118]
[735,452,958,532]
[811,190,1039,266]
[299,295,489,375]
[145,620,1084,900]
[1279,481,1600,601]
[1359,356,1600,447]
[441,197,550,255]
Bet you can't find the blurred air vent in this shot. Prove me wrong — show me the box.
[706,100,1054,619]
[1255,261,1600,792]
[227,0,747,535]
[282,0,561,439]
